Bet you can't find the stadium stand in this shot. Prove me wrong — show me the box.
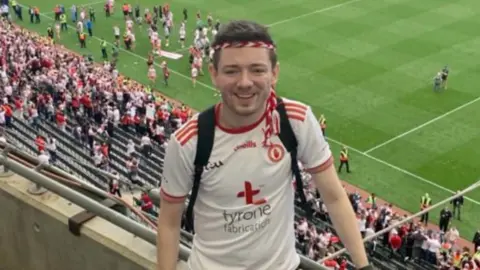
[1,19,477,270]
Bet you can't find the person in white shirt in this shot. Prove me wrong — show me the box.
[37,151,50,165]
[126,139,136,157]
[426,234,441,264]
[140,134,151,157]
[157,20,370,270]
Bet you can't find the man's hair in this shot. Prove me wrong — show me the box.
[211,20,277,70]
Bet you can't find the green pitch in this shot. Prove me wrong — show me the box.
[16,0,480,238]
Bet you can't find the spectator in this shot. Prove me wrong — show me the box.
[389,231,402,258]
[451,191,464,221]
[37,150,50,165]
[472,230,480,251]
[108,172,121,197]
[46,135,57,163]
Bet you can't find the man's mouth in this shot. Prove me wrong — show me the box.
[234,93,256,100]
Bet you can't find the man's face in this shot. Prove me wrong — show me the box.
[209,47,279,117]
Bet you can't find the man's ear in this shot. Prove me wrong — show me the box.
[271,62,280,87]
[208,63,217,87]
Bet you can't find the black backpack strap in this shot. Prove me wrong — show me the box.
[276,98,313,220]
[184,106,216,233]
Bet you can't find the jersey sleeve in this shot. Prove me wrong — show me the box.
[293,105,333,174]
[159,134,195,203]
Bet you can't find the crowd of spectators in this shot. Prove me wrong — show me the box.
[295,171,480,269]
[0,17,191,183]
[1,18,479,270]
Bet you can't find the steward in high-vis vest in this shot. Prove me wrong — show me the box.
[60,13,67,31]
[338,146,350,173]
[79,32,87,48]
[100,39,108,60]
[419,193,431,225]
[319,114,327,136]
[365,193,377,210]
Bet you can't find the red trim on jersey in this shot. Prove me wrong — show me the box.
[179,131,197,146]
[175,120,198,144]
[305,155,334,174]
[285,102,307,122]
[160,188,187,203]
[284,102,307,113]
[286,113,306,122]
[214,103,267,134]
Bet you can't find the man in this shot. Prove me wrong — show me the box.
[433,72,442,92]
[157,20,371,270]
[441,65,449,89]
[438,206,452,233]
[450,190,463,220]
[338,145,350,173]
[473,229,480,251]
[420,193,431,225]
[79,32,86,48]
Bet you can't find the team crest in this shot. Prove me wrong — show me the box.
[267,144,285,163]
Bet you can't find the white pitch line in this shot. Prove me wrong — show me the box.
[327,137,480,206]
[43,0,106,16]
[364,95,480,154]
[267,0,363,27]
[24,4,480,206]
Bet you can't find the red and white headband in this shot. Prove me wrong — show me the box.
[212,41,275,51]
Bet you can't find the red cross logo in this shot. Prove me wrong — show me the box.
[237,181,267,205]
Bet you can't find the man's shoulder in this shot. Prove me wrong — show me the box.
[278,97,310,123]
[172,114,199,148]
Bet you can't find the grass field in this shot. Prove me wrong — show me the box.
[14,0,480,238]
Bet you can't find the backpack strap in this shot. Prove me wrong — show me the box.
[276,97,313,220]
[184,105,216,233]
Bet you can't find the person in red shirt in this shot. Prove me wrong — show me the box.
[389,232,402,258]
[3,104,13,127]
[140,192,156,216]
[35,135,45,152]
[55,110,67,131]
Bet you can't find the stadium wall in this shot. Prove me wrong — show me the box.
[0,172,186,270]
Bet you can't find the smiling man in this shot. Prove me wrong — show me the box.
[157,20,371,270]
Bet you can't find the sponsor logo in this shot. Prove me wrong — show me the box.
[237,181,267,205]
[204,161,223,171]
[267,144,285,163]
[223,181,272,234]
[234,140,257,151]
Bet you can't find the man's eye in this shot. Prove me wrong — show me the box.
[252,69,266,74]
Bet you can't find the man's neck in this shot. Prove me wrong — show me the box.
[217,103,266,130]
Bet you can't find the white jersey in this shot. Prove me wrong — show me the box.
[151,31,159,42]
[77,21,83,33]
[160,99,333,270]
[126,19,133,29]
[179,27,186,39]
[191,67,198,78]
[164,24,170,36]
[194,29,200,41]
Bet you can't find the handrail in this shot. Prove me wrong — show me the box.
[0,141,194,260]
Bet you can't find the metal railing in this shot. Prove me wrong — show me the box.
[0,141,328,269]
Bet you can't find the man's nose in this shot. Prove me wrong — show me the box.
[236,70,254,88]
